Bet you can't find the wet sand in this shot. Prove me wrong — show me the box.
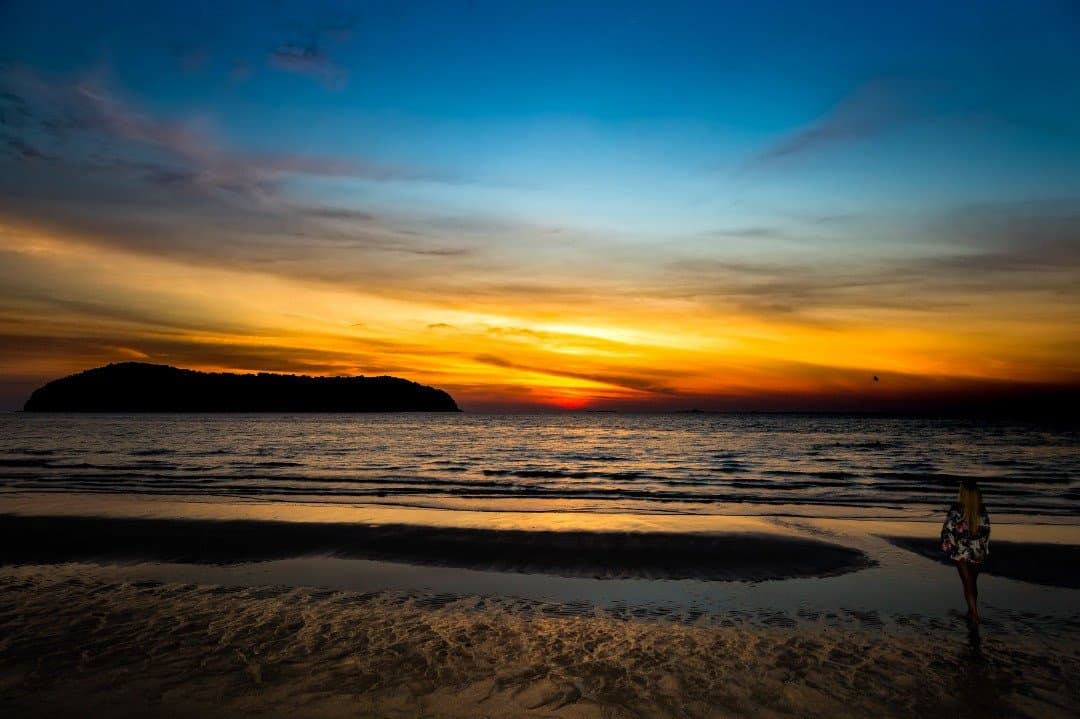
[0,511,1077,718]
[0,563,1077,719]
[0,513,874,581]
[881,536,1080,589]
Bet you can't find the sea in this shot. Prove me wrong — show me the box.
[1,412,1076,522]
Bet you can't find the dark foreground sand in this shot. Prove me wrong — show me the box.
[1,564,1077,719]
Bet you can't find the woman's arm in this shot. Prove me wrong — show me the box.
[941,508,959,554]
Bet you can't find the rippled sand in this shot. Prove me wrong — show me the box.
[1,564,1076,718]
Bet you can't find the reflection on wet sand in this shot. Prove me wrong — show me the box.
[953,625,996,718]
[1,512,1077,718]
[0,564,1075,719]
[0,513,874,581]
[881,536,1080,589]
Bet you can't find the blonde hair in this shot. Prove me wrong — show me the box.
[959,481,984,531]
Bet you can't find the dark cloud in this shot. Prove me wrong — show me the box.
[472,354,684,396]
[576,376,1080,415]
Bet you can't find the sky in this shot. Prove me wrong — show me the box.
[1,0,1078,411]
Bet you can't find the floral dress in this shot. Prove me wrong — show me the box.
[940,503,990,563]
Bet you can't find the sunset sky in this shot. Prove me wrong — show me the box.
[1,1,1078,411]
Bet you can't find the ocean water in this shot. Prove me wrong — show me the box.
[0,413,1076,521]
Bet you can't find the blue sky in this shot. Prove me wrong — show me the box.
[0,1,1078,409]
[6,0,1078,232]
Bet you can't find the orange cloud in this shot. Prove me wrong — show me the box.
[0,216,1077,412]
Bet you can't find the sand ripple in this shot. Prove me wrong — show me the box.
[1,565,1077,718]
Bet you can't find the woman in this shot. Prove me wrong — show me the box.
[940,479,991,623]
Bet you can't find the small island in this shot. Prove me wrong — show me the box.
[23,363,461,412]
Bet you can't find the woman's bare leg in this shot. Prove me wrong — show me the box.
[971,563,980,621]
[956,561,980,623]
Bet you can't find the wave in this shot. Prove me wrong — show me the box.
[873,471,1073,485]
[481,468,651,480]
[1,414,1076,519]
[0,458,52,468]
[811,440,902,450]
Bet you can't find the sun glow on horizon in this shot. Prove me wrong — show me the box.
[2,218,1076,412]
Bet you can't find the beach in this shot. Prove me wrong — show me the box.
[1,562,1075,719]
[1,507,1078,718]
[1,413,1077,717]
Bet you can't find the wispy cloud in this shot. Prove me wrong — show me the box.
[1,66,454,193]
[3,135,50,161]
[745,79,918,169]
[472,353,684,395]
[267,11,354,89]
[269,44,347,89]
[0,66,489,285]
[174,46,211,74]
[72,80,435,188]
[661,202,1080,320]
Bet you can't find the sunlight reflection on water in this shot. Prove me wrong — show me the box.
[2,413,1076,522]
